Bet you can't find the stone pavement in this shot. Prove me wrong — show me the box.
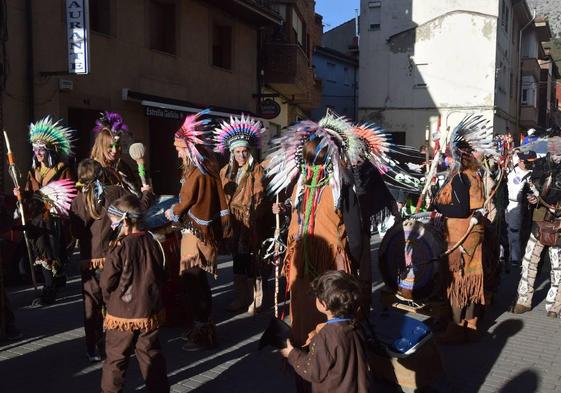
[2,241,561,393]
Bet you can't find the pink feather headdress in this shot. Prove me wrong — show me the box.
[36,179,78,217]
[174,109,212,174]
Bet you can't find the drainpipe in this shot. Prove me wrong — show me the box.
[516,8,536,137]
[26,0,34,123]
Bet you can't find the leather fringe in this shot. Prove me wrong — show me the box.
[447,272,485,309]
[103,310,165,332]
[80,258,105,272]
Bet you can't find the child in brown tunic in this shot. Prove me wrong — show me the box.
[100,195,169,393]
[71,159,153,362]
[281,270,371,393]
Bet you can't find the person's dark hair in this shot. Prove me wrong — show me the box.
[311,270,361,318]
[303,137,328,166]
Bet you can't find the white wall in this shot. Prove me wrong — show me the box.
[359,0,503,144]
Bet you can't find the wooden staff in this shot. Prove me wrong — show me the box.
[273,195,280,319]
[416,125,450,213]
[3,131,38,291]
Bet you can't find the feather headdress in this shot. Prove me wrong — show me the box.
[450,114,497,165]
[93,111,129,138]
[28,116,75,160]
[351,123,424,192]
[36,179,78,217]
[350,123,391,167]
[264,120,348,208]
[318,109,359,163]
[174,109,212,174]
[212,114,264,154]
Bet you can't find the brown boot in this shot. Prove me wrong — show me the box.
[511,304,531,314]
[465,318,481,341]
[247,276,263,315]
[436,323,467,345]
[226,275,251,312]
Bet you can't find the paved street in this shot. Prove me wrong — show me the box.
[2,240,561,393]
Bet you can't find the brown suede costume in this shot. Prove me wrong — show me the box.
[285,185,353,347]
[100,232,169,393]
[435,168,486,323]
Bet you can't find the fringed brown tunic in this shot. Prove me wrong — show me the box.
[219,158,265,254]
[173,165,232,277]
[101,232,166,331]
[436,169,486,310]
[285,185,352,346]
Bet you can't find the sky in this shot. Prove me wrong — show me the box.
[315,0,360,31]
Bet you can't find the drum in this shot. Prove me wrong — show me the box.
[144,195,179,230]
[379,215,445,301]
[146,196,189,327]
[155,229,191,327]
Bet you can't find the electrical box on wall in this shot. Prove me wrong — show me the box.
[59,79,73,91]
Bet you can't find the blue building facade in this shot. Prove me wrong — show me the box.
[311,46,358,121]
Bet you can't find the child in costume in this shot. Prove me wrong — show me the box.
[100,195,169,393]
[280,270,371,393]
[70,159,153,361]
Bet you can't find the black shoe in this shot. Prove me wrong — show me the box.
[53,274,67,289]
[87,350,102,362]
[181,323,217,351]
[547,311,558,319]
[1,327,22,342]
[181,340,214,352]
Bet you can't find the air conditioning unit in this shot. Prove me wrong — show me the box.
[59,79,73,91]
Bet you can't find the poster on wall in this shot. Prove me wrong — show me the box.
[66,0,90,74]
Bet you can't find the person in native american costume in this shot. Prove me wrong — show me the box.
[90,112,141,196]
[13,117,76,305]
[434,115,497,343]
[212,115,266,314]
[316,111,398,315]
[100,195,169,393]
[266,118,357,349]
[70,158,153,362]
[512,136,561,318]
[165,110,231,351]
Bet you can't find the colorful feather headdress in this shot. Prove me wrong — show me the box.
[174,109,212,174]
[318,109,354,149]
[351,123,424,192]
[35,179,78,217]
[93,111,129,139]
[28,116,75,160]
[350,123,391,167]
[450,114,497,166]
[212,114,264,154]
[264,120,348,208]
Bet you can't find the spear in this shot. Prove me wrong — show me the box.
[3,130,38,291]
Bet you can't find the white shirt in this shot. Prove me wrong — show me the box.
[507,166,531,203]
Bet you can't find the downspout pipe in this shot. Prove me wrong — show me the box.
[26,0,34,123]
[516,8,536,137]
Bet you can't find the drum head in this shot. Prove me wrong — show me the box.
[144,195,179,229]
[379,219,445,301]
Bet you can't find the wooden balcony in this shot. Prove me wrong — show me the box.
[263,42,322,110]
